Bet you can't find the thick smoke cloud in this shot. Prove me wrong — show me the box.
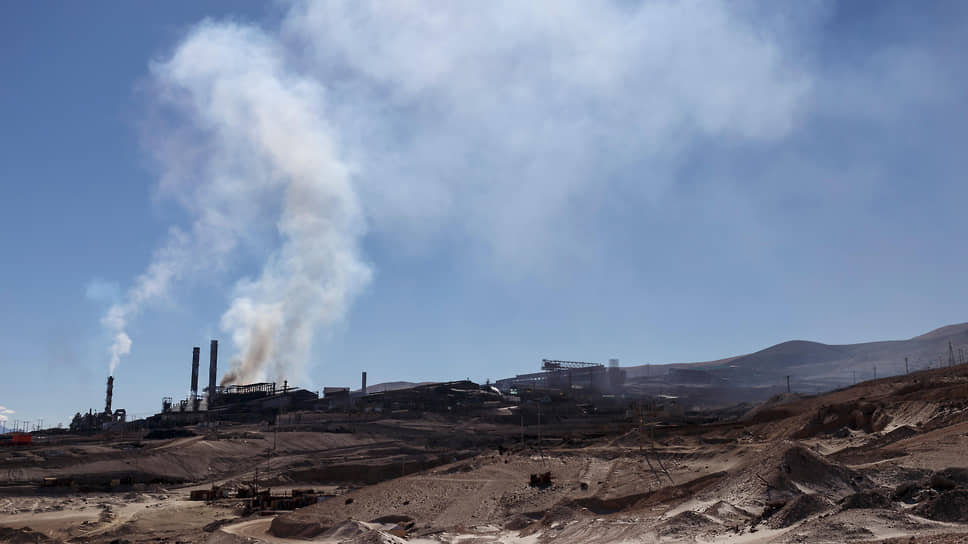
[281,1,812,268]
[155,23,371,385]
[102,1,815,382]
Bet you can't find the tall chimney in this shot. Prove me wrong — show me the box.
[190,347,200,395]
[362,371,367,395]
[105,376,114,415]
[208,340,218,403]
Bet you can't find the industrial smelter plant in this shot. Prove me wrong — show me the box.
[156,340,319,425]
[63,338,644,433]
[69,376,127,432]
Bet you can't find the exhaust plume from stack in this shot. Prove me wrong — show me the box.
[97,1,811,382]
[98,19,371,383]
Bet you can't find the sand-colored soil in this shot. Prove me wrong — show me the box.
[7,365,968,542]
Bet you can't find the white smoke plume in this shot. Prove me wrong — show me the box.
[0,406,14,423]
[103,228,190,375]
[103,1,814,382]
[101,21,371,382]
[155,22,371,384]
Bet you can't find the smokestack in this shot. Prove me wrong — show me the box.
[362,371,367,395]
[190,347,200,395]
[208,340,218,403]
[105,376,114,415]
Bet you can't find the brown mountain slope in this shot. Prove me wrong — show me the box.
[625,322,968,391]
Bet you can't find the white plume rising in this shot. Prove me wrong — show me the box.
[102,22,371,382]
[102,1,812,382]
[159,23,371,385]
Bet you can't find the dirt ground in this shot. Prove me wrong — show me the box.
[8,365,968,543]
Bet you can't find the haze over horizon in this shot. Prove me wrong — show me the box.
[2,1,968,429]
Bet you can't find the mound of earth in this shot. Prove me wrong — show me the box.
[840,489,894,510]
[0,527,60,544]
[776,445,869,495]
[766,493,834,529]
[702,501,753,525]
[794,401,890,438]
[571,472,727,515]
[914,489,968,522]
[657,510,719,537]
[929,468,968,491]
[269,513,340,538]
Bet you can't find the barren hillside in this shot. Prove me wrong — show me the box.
[625,322,968,390]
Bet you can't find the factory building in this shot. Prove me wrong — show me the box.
[154,340,319,425]
[69,376,126,432]
[494,359,625,394]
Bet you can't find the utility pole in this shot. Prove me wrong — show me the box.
[905,357,909,374]
[950,341,956,367]
[537,400,541,456]
[786,375,791,394]
[852,370,857,385]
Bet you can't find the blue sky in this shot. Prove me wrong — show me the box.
[2,1,967,429]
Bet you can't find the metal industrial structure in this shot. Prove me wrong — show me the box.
[65,332,637,433]
[104,376,114,415]
[208,340,218,404]
[69,376,126,432]
[154,340,322,425]
[494,358,625,393]
[190,346,200,411]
